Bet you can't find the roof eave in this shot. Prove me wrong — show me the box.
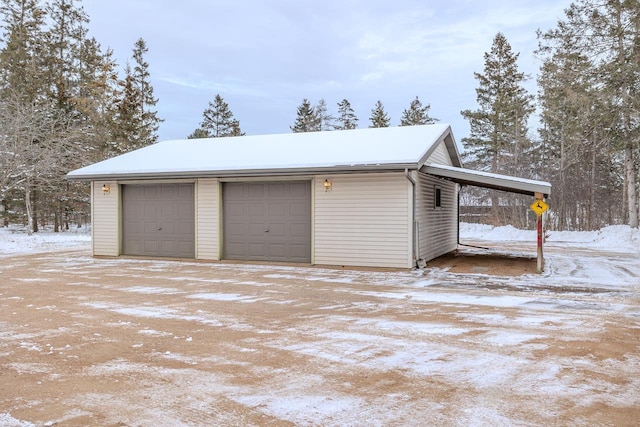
[422,164,551,197]
[65,163,420,182]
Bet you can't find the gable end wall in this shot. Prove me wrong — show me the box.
[426,140,454,166]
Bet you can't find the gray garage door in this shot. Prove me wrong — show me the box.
[122,183,195,258]
[223,181,311,262]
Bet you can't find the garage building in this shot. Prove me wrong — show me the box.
[67,124,550,269]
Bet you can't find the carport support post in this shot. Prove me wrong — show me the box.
[535,192,544,273]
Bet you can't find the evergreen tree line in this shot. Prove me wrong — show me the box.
[1,0,638,233]
[194,2,640,231]
[187,95,437,138]
[0,0,161,233]
[458,1,639,231]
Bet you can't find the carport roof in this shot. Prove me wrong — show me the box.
[67,124,460,180]
[423,164,551,197]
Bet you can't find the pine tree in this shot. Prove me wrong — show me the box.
[132,38,161,145]
[110,64,140,153]
[369,100,390,128]
[461,33,534,175]
[291,98,319,132]
[198,94,244,137]
[75,38,120,159]
[187,128,210,139]
[335,98,358,130]
[461,32,534,226]
[537,24,610,230]
[111,38,162,152]
[537,1,640,228]
[400,96,437,126]
[314,98,334,131]
[44,0,88,111]
[0,0,47,102]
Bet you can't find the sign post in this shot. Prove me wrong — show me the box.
[530,194,549,273]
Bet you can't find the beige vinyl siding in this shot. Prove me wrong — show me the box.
[415,171,458,262]
[314,173,411,269]
[426,140,454,166]
[196,179,220,260]
[92,181,120,256]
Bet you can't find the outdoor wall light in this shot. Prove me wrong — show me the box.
[324,179,332,192]
[102,184,111,195]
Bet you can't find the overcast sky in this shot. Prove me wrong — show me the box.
[82,0,567,147]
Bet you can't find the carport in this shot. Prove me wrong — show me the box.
[423,164,552,272]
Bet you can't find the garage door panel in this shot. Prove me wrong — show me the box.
[289,182,308,197]
[122,183,195,258]
[268,223,285,237]
[143,240,159,253]
[226,201,245,216]
[177,241,194,256]
[144,186,158,198]
[161,223,175,234]
[289,223,308,237]
[223,181,310,262]
[289,244,308,260]
[143,223,158,233]
[225,243,245,257]
[248,202,265,216]
[226,222,246,237]
[290,201,308,216]
[177,222,193,234]
[248,223,265,236]
[178,205,194,217]
[144,204,158,217]
[248,184,265,197]
[268,183,285,197]
[269,203,286,216]
[268,243,286,258]
[249,243,266,257]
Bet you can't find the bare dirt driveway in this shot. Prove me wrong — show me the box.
[1,242,639,426]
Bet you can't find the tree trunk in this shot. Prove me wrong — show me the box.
[1,198,8,227]
[559,133,566,230]
[588,133,596,230]
[626,144,638,227]
[31,189,38,233]
[25,186,33,235]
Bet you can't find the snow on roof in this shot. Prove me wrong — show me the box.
[67,124,455,180]
[423,164,552,197]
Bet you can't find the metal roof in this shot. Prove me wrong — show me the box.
[423,164,551,197]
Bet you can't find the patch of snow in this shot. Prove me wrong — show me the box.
[0,413,35,427]
[123,286,182,295]
[138,329,173,337]
[348,290,537,308]
[482,331,543,346]
[187,293,257,302]
[0,226,90,255]
[460,222,640,254]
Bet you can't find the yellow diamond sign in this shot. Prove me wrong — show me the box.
[531,199,549,216]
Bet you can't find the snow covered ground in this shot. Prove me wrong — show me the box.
[0,225,91,256]
[1,223,639,426]
[460,222,640,254]
[2,222,639,256]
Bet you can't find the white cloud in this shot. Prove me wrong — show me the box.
[83,0,568,140]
